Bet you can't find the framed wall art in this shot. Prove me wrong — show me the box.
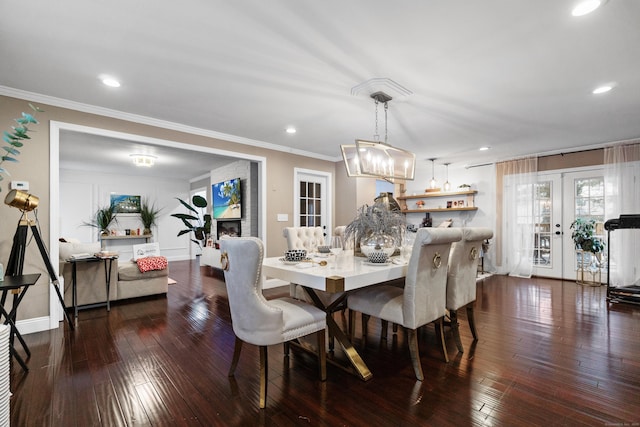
[110,194,141,214]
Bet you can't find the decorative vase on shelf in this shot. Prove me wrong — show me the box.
[360,231,396,258]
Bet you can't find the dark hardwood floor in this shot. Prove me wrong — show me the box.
[9,260,640,426]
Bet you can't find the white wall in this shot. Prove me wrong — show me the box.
[405,162,497,271]
[404,162,496,230]
[60,169,190,261]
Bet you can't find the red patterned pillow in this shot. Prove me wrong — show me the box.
[137,256,168,273]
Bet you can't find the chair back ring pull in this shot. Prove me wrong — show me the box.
[220,252,230,271]
[433,252,442,269]
[470,246,478,260]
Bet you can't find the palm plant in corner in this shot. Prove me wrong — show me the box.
[0,104,43,191]
[171,195,212,248]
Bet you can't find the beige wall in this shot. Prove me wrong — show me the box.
[0,94,344,323]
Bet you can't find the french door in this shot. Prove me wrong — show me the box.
[530,168,605,281]
[531,173,563,278]
[561,169,606,282]
[293,168,331,238]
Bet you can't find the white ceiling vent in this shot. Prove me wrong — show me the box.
[351,78,413,101]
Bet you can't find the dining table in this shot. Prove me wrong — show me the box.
[262,251,408,381]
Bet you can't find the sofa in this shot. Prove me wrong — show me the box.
[58,240,168,307]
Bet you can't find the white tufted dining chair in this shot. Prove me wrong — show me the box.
[284,226,347,350]
[220,237,327,409]
[348,228,462,381]
[446,227,493,353]
[282,226,326,253]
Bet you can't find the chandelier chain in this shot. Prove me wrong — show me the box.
[384,101,388,144]
[373,99,380,141]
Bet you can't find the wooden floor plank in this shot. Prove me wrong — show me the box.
[8,259,640,426]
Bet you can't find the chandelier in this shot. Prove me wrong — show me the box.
[130,154,156,167]
[341,92,416,181]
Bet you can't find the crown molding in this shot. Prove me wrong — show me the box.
[0,86,339,162]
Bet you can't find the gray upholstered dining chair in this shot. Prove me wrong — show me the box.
[220,237,327,409]
[347,227,462,381]
[446,227,493,353]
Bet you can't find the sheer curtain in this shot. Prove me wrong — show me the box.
[495,157,538,277]
[604,142,640,286]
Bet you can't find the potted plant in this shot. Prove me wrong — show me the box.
[570,218,605,285]
[140,199,162,235]
[84,204,118,236]
[570,218,605,255]
[171,195,212,247]
[344,201,406,257]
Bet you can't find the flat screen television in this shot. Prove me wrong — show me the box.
[212,178,242,219]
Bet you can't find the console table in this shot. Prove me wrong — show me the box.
[100,234,153,250]
[68,255,118,318]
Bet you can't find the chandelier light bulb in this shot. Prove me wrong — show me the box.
[443,162,451,192]
[427,158,440,191]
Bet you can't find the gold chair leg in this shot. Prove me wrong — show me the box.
[317,329,327,381]
[407,328,424,381]
[228,336,243,377]
[467,305,478,341]
[361,313,370,345]
[348,309,356,340]
[435,317,449,363]
[381,320,388,340]
[450,309,464,353]
[259,346,268,409]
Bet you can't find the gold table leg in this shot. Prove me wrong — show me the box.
[303,287,373,381]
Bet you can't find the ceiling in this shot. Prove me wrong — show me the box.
[2,1,640,174]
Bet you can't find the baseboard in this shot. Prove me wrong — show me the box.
[17,316,54,335]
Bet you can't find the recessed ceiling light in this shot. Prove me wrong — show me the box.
[592,83,616,94]
[285,127,297,134]
[101,77,121,88]
[479,146,490,151]
[571,0,604,17]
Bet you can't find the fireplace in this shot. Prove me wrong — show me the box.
[217,220,241,240]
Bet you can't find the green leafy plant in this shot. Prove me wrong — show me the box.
[83,204,118,236]
[570,218,604,254]
[0,104,43,191]
[140,199,162,234]
[171,195,212,246]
